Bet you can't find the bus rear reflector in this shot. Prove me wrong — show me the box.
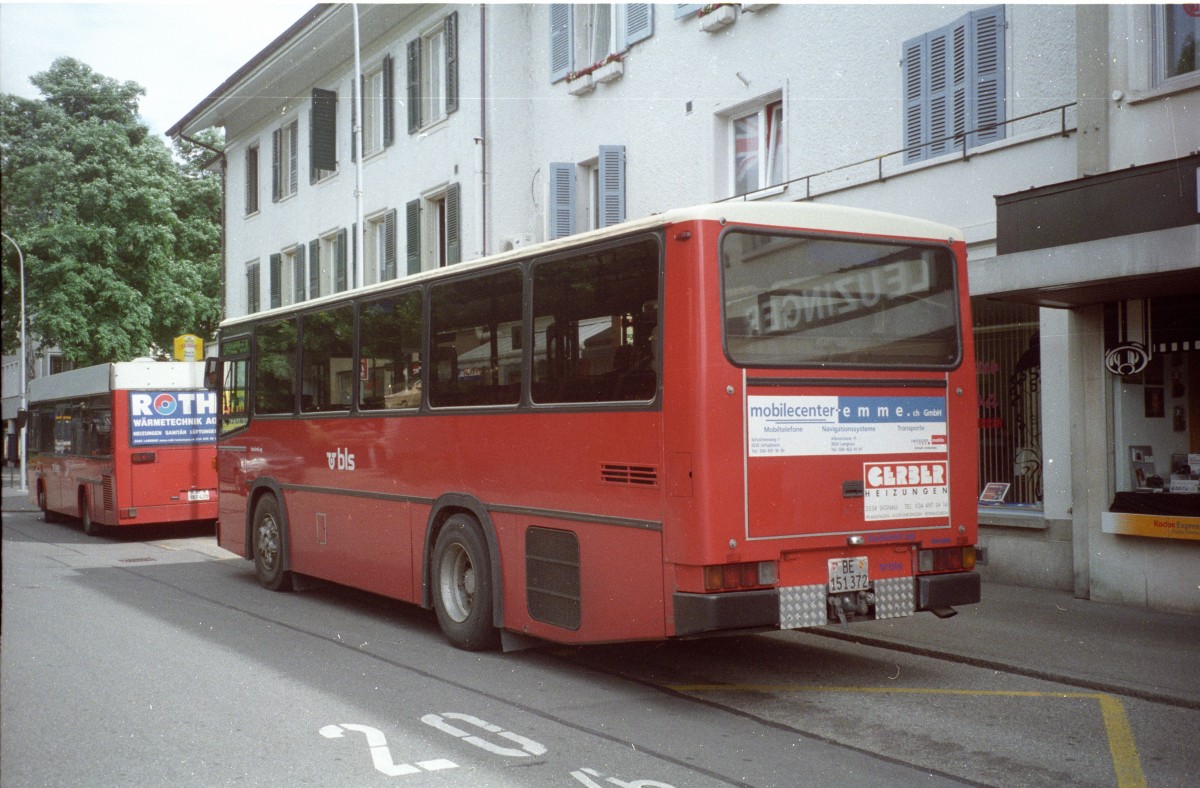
[918,546,975,573]
[131,452,157,464]
[704,561,778,592]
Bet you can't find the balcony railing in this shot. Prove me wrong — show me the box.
[722,102,1078,203]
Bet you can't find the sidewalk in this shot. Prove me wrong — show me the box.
[4,471,1196,707]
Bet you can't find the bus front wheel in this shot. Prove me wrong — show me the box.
[431,514,500,651]
[252,495,293,592]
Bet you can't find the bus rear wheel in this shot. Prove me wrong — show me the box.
[79,491,102,536]
[432,514,500,651]
[252,495,293,592]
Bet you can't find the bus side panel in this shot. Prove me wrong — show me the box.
[216,445,250,557]
[492,512,667,644]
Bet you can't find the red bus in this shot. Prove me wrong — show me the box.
[209,202,979,650]
[27,361,219,534]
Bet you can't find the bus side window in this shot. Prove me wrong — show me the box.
[429,269,523,408]
[359,291,424,411]
[254,319,298,415]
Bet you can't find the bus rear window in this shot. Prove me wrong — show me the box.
[721,230,961,369]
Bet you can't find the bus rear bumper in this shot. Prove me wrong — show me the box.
[672,571,981,637]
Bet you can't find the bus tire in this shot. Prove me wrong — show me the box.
[38,484,59,524]
[252,495,293,592]
[79,490,102,536]
[431,514,500,651]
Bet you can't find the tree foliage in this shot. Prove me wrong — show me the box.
[1,57,222,365]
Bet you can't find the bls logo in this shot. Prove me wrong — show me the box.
[326,448,356,471]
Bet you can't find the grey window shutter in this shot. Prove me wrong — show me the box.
[598,145,625,227]
[383,54,395,147]
[272,128,282,201]
[446,12,459,115]
[247,263,260,314]
[445,183,461,265]
[288,120,299,195]
[549,162,576,239]
[549,5,572,83]
[902,34,927,163]
[310,88,337,178]
[351,223,358,289]
[294,244,307,302]
[335,229,348,292]
[384,209,398,280]
[970,6,1006,147]
[624,4,653,47]
[674,5,703,19]
[308,239,320,298]
[407,39,421,134]
[927,27,955,158]
[269,253,282,309]
[406,199,422,275]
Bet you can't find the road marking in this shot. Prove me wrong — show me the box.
[319,723,458,777]
[668,684,1147,788]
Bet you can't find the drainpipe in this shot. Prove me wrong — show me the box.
[478,4,488,257]
[352,3,365,288]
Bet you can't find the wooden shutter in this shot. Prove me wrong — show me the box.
[269,253,282,309]
[445,12,459,115]
[927,27,954,158]
[549,5,572,83]
[407,39,421,134]
[382,54,395,148]
[310,88,337,178]
[293,244,306,303]
[350,74,358,162]
[549,162,576,239]
[445,183,461,265]
[247,263,261,314]
[245,146,258,214]
[406,199,421,275]
[308,239,320,298]
[335,229,348,293]
[624,4,653,47]
[384,209,398,280]
[287,120,299,195]
[902,34,927,163]
[970,6,1006,147]
[598,145,625,227]
[271,128,282,201]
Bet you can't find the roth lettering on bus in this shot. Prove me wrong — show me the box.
[130,391,217,417]
[865,462,946,488]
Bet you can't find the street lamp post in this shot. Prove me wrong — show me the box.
[1,231,28,493]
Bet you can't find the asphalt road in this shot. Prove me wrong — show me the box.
[3,506,1195,787]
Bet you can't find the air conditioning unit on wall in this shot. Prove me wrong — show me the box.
[500,233,534,252]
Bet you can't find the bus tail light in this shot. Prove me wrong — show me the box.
[704,561,778,592]
[131,452,157,464]
[918,546,975,573]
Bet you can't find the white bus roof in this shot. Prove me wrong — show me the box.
[221,201,964,332]
[26,362,207,404]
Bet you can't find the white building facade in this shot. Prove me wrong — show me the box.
[170,3,1200,612]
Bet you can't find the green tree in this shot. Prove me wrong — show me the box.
[1,57,222,365]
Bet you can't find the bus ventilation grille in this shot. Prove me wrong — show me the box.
[525,527,581,630]
[600,463,659,487]
[102,475,115,511]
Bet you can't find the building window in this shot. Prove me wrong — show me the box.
[310,88,337,182]
[361,59,394,158]
[408,13,458,133]
[1154,5,1199,85]
[549,146,625,239]
[245,144,259,215]
[731,100,784,196]
[550,4,653,83]
[903,6,1006,163]
[363,210,398,286]
[406,183,460,273]
[272,119,299,201]
[974,298,1042,507]
[246,261,261,314]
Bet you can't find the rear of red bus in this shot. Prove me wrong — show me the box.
[105,387,219,527]
[660,205,979,636]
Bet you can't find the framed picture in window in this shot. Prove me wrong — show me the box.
[1145,387,1165,417]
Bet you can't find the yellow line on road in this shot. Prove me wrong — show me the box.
[669,684,1147,788]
